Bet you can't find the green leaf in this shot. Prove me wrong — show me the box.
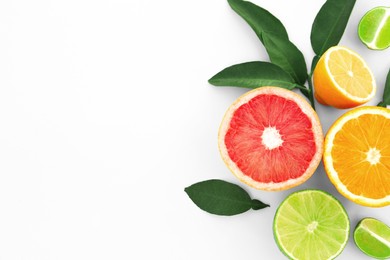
[262,32,308,85]
[185,179,269,216]
[378,69,390,107]
[227,0,289,42]
[227,0,307,85]
[251,199,269,210]
[209,61,297,90]
[311,0,356,56]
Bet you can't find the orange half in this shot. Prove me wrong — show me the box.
[324,106,390,207]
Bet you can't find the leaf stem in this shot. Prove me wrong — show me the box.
[299,88,310,99]
[294,84,308,91]
[307,73,316,110]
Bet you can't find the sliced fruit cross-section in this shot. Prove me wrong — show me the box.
[273,190,350,260]
[313,46,376,109]
[354,218,390,259]
[218,87,323,191]
[358,6,390,50]
[324,106,390,207]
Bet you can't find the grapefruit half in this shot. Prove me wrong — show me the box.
[218,87,324,191]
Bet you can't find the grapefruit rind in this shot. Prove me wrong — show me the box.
[324,106,390,207]
[273,189,350,260]
[218,87,324,191]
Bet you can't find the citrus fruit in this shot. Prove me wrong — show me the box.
[218,86,323,191]
[273,189,350,260]
[358,6,390,50]
[313,46,376,109]
[324,106,390,207]
[354,218,390,259]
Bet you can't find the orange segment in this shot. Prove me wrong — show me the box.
[313,46,376,109]
[324,106,390,207]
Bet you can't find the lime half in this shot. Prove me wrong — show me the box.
[273,190,350,260]
[354,218,390,259]
[358,6,390,50]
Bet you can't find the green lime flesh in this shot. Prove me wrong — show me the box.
[358,6,390,50]
[273,190,350,260]
[354,218,390,259]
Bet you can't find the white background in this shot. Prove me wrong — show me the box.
[0,0,389,259]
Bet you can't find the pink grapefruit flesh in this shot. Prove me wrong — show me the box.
[218,87,323,191]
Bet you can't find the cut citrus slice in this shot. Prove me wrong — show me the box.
[358,6,390,50]
[218,87,323,191]
[324,106,390,207]
[313,46,376,109]
[354,218,390,259]
[273,190,350,260]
